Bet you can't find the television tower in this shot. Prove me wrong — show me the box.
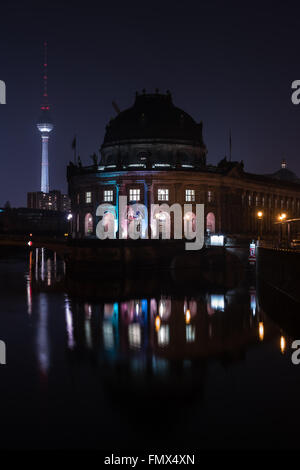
[37,41,53,194]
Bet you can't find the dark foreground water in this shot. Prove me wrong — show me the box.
[0,247,300,450]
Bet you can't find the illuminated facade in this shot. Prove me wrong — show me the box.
[67,91,300,240]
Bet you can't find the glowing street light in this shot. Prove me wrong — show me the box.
[259,321,264,341]
[278,213,287,221]
[257,211,264,239]
[278,213,287,246]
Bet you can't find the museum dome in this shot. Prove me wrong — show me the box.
[102,91,205,147]
[269,159,300,184]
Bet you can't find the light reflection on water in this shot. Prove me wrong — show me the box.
[2,247,295,450]
[25,248,289,377]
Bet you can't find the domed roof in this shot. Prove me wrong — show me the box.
[102,91,204,147]
[269,160,300,184]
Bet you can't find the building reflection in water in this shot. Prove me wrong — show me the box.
[84,303,93,349]
[250,286,257,316]
[103,302,119,353]
[65,295,75,350]
[26,251,33,315]
[26,248,64,376]
[27,247,63,290]
[62,288,282,375]
[37,293,50,376]
[25,249,293,383]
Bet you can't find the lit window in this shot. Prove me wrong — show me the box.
[248,195,252,206]
[185,189,195,202]
[158,189,169,201]
[129,189,140,201]
[208,191,213,203]
[85,191,92,203]
[104,190,114,202]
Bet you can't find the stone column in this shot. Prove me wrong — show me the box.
[174,183,183,238]
[115,182,120,239]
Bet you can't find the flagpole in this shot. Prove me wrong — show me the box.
[229,129,232,162]
[72,135,77,165]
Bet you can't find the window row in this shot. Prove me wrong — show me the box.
[245,193,300,210]
[81,188,214,204]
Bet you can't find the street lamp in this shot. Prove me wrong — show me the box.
[279,213,287,221]
[67,213,73,238]
[278,213,287,246]
[257,210,263,240]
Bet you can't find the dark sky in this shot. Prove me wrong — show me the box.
[1,0,300,206]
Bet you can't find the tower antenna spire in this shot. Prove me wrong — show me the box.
[41,41,49,110]
[37,40,53,194]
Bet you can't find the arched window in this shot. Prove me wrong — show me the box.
[206,212,215,233]
[118,203,148,239]
[184,212,196,238]
[102,211,117,237]
[156,211,171,239]
[85,213,93,235]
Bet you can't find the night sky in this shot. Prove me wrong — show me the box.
[1,0,300,206]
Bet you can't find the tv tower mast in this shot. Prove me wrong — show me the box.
[37,41,53,194]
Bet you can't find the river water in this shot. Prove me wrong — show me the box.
[0,247,299,450]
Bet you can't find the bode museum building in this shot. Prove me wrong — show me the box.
[67,91,300,242]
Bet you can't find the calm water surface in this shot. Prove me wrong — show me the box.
[0,247,300,450]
